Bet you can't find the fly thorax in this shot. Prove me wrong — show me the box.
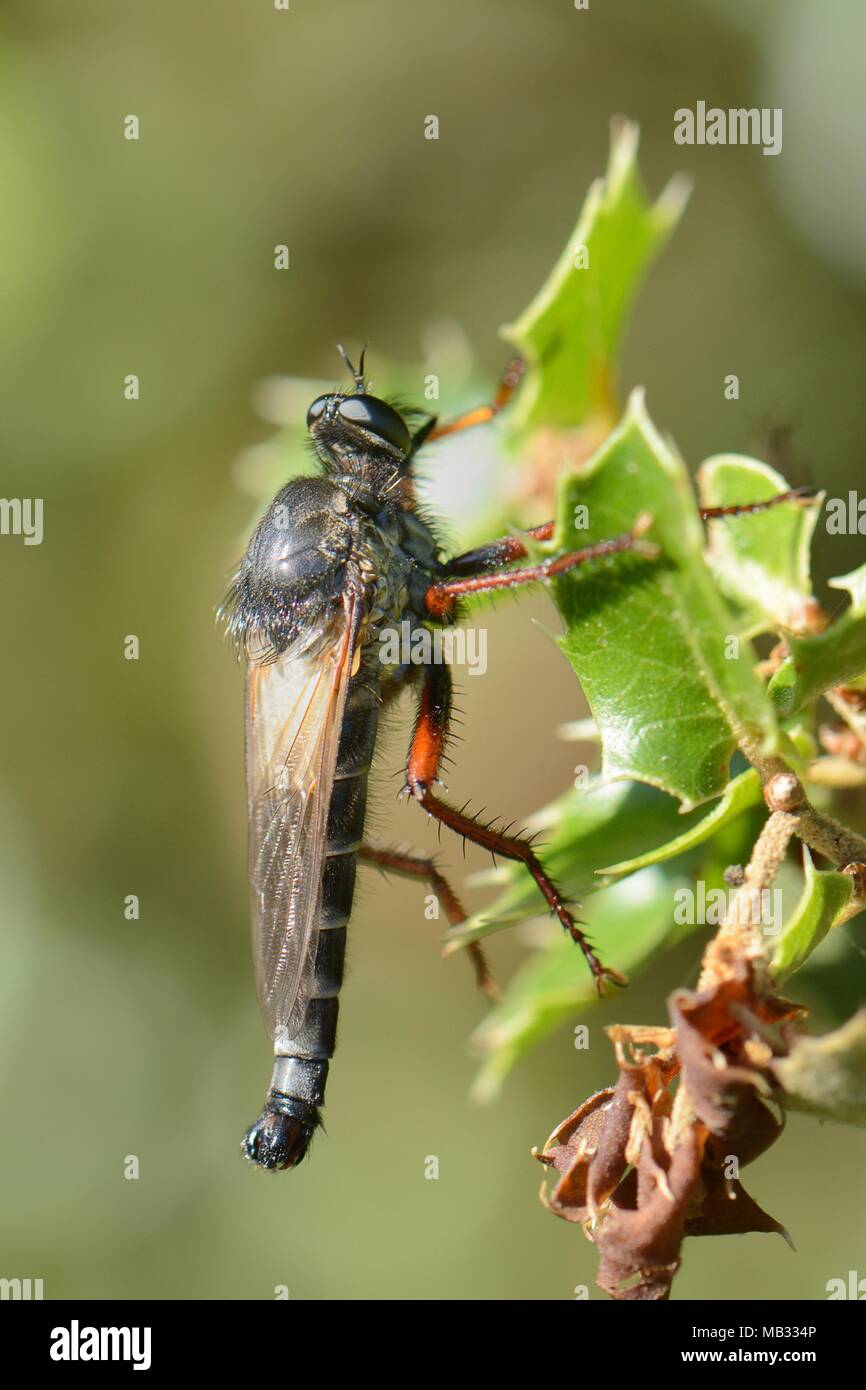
[358,518,413,620]
[224,476,354,659]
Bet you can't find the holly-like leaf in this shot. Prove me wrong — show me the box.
[769,847,853,984]
[552,391,782,809]
[469,868,688,1101]
[502,119,690,432]
[598,730,814,880]
[769,564,866,718]
[697,456,821,638]
[774,1010,866,1127]
[597,767,762,879]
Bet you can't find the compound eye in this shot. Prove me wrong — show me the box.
[337,394,411,454]
[306,396,329,431]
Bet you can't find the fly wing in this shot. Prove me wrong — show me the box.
[245,596,359,1045]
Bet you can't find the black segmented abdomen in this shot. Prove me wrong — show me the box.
[242,674,379,1169]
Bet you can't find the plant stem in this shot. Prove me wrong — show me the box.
[669,811,795,1147]
[697,810,795,992]
[791,804,866,870]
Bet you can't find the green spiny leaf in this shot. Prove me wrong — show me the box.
[502,119,689,432]
[697,456,821,638]
[597,767,762,878]
[552,391,782,809]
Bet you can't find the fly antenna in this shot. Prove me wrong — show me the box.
[337,342,368,393]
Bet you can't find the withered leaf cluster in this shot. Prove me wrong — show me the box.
[536,965,802,1300]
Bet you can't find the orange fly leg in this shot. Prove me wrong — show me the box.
[442,519,555,579]
[404,660,452,797]
[402,664,624,994]
[426,357,525,441]
[407,357,526,458]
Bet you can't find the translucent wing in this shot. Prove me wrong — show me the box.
[245,597,358,1046]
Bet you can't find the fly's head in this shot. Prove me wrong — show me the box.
[306,346,412,502]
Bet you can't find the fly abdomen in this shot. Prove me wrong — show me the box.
[242,679,379,1170]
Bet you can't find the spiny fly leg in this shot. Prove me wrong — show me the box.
[699,486,819,521]
[438,488,818,596]
[358,843,499,1001]
[416,791,626,995]
[403,665,625,995]
[426,513,657,619]
[403,661,454,795]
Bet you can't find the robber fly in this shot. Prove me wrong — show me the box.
[221,345,814,1171]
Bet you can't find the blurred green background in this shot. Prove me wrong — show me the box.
[1,0,864,1301]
